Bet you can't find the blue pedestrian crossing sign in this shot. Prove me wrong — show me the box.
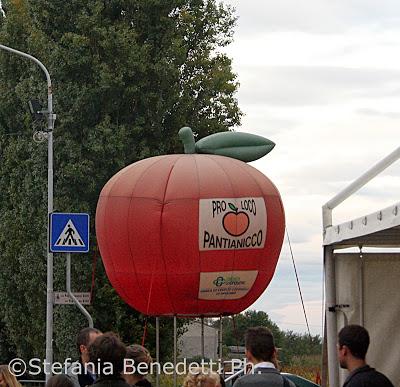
[50,213,90,253]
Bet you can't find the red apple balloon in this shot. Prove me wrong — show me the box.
[95,128,285,316]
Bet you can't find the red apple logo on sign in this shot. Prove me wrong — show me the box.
[223,203,250,236]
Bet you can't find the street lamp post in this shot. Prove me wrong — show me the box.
[0,44,55,382]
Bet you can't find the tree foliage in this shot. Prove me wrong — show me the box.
[0,0,241,364]
[217,310,322,366]
[218,310,283,348]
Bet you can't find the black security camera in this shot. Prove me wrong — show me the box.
[28,99,45,120]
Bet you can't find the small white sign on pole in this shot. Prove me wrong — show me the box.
[54,292,91,305]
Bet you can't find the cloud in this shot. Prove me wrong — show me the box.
[246,247,324,334]
[357,108,400,119]
[224,0,400,335]
[270,300,323,335]
[284,224,313,244]
[283,161,367,186]
[225,0,400,35]
[236,114,298,137]
[236,66,400,107]
[247,257,323,334]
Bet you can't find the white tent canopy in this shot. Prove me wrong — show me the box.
[324,202,400,248]
[322,146,400,387]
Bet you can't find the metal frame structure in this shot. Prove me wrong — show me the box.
[155,317,160,387]
[153,315,223,387]
[66,252,93,327]
[322,146,400,387]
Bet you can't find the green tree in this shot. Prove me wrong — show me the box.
[217,310,322,367]
[279,330,322,367]
[0,319,15,362]
[218,310,283,349]
[0,0,241,363]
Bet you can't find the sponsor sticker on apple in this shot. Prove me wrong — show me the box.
[198,197,267,251]
[198,270,258,300]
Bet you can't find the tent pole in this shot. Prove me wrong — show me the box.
[201,317,205,360]
[321,318,328,387]
[325,246,339,387]
[219,316,223,372]
[323,146,400,217]
[173,316,177,387]
[156,317,160,387]
[359,249,365,326]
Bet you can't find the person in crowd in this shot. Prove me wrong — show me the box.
[66,327,102,387]
[46,375,75,387]
[123,344,152,387]
[0,365,21,387]
[89,332,131,387]
[232,327,295,387]
[337,325,394,387]
[183,368,221,387]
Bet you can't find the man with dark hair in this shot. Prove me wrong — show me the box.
[66,327,102,387]
[337,325,394,387]
[89,332,131,387]
[233,327,295,387]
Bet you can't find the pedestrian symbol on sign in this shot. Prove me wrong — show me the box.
[50,213,89,253]
[55,220,85,247]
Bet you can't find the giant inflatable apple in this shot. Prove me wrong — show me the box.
[96,128,285,316]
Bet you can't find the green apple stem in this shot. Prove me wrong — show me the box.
[178,127,196,154]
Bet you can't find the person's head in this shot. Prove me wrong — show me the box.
[183,368,221,387]
[337,325,370,369]
[0,365,21,387]
[244,327,276,364]
[77,327,102,364]
[123,344,152,384]
[46,375,75,387]
[89,332,127,378]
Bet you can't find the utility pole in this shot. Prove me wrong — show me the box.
[0,44,55,382]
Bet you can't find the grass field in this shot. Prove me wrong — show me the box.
[281,354,322,384]
[149,364,321,386]
[282,366,321,384]
[137,354,322,386]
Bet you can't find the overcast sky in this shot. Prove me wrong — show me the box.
[222,0,400,335]
[2,0,398,337]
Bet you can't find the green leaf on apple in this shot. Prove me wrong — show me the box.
[228,203,238,212]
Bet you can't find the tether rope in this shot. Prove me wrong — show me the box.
[286,226,312,338]
[141,317,148,346]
